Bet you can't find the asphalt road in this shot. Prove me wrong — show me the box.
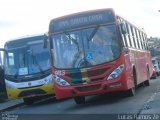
[7,77,160,116]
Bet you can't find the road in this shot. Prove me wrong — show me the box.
[4,78,160,119]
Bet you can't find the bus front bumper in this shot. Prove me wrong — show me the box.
[54,80,126,100]
[6,84,54,99]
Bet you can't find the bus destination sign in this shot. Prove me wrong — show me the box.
[50,10,115,32]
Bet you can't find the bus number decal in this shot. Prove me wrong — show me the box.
[55,70,65,76]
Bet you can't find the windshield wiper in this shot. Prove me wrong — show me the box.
[14,52,27,78]
[31,50,44,74]
[88,26,99,41]
[64,31,80,52]
[87,26,99,49]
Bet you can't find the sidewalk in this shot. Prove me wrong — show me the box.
[0,99,24,112]
[0,95,54,112]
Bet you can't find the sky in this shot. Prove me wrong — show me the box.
[0,0,160,47]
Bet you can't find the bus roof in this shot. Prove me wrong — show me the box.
[49,8,116,33]
[49,8,146,35]
[4,34,44,49]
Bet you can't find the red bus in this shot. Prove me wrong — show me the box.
[46,8,153,104]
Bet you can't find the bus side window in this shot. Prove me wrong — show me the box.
[139,32,145,50]
[132,27,139,49]
[125,23,132,47]
[130,26,136,48]
[119,20,127,47]
[136,30,142,49]
[143,33,148,50]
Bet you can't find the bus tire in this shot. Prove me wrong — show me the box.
[23,97,34,105]
[144,67,150,86]
[74,96,85,104]
[126,87,135,97]
[126,68,136,97]
[156,72,159,76]
[144,80,150,86]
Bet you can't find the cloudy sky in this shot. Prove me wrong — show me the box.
[0,0,160,47]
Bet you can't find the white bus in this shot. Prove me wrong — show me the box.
[0,35,54,105]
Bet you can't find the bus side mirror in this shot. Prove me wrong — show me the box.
[43,33,49,48]
[0,48,5,52]
[120,23,127,34]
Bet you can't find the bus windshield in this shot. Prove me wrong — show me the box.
[27,42,50,74]
[5,43,50,76]
[51,25,121,69]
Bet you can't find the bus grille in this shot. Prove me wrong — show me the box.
[66,67,110,79]
[66,67,110,85]
[90,77,104,82]
[87,68,110,77]
[18,89,46,97]
[76,84,101,92]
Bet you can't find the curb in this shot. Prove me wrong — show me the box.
[0,96,55,113]
[0,103,25,112]
[0,101,25,113]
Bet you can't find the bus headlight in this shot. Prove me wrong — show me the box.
[6,84,16,89]
[54,76,70,87]
[5,80,16,89]
[107,64,124,80]
[45,75,53,84]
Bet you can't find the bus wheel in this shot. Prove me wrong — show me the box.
[144,68,150,86]
[23,97,34,105]
[126,68,137,97]
[126,87,135,97]
[156,72,159,76]
[144,80,150,86]
[74,96,85,104]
